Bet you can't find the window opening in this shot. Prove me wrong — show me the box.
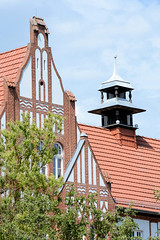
[107,92,115,99]
[38,141,47,176]
[118,92,126,99]
[131,230,143,239]
[53,143,63,178]
[44,60,46,70]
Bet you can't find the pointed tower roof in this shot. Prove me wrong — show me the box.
[99,56,133,92]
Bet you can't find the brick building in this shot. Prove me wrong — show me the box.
[0,16,160,239]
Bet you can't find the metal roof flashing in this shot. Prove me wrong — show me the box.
[59,138,85,193]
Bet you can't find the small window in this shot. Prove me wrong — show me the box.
[131,230,143,239]
[53,143,63,178]
[118,92,126,99]
[44,60,46,70]
[127,115,131,125]
[102,115,108,127]
[41,165,46,175]
[107,92,115,99]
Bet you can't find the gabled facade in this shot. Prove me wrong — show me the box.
[0,17,160,239]
[0,16,77,178]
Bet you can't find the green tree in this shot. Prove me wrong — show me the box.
[0,113,140,240]
[0,113,63,240]
[57,184,90,240]
[57,184,139,240]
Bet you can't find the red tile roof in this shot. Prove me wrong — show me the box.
[65,90,77,101]
[79,123,160,213]
[0,46,27,104]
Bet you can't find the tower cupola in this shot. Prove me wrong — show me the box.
[89,57,146,130]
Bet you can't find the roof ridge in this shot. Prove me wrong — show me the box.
[0,46,27,56]
[79,124,160,142]
[78,123,110,132]
[137,134,160,142]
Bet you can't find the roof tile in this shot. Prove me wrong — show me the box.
[79,123,160,212]
[0,46,27,105]
[65,90,77,101]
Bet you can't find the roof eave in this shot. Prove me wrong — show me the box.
[88,105,146,115]
[98,81,134,92]
[116,205,160,217]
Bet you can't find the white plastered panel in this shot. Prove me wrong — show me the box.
[41,114,44,128]
[35,49,41,100]
[77,126,81,143]
[99,174,105,186]
[42,50,48,102]
[100,201,103,209]
[82,146,85,184]
[36,113,40,128]
[30,112,33,125]
[77,155,80,183]
[61,121,64,135]
[151,222,157,237]
[93,157,96,185]
[51,63,63,105]
[45,165,48,177]
[134,219,149,240]
[38,33,45,49]
[20,109,23,122]
[88,147,92,185]
[20,57,32,98]
[100,201,108,213]
[40,84,44,101]
[1,112,6,130]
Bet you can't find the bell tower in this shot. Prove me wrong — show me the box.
[89,57,146,147]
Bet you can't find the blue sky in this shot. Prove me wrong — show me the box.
[1,0,160,139]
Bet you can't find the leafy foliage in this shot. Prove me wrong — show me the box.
[57,184,139,240]
[0,113,141,240]
[57,184,89,240]
[0,113,63,239]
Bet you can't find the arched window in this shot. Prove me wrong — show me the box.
[53,143,63,178]
[38,141,47,176]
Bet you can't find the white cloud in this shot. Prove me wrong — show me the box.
[2,0,160,138]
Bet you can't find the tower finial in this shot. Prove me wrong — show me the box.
[113,55,118,76]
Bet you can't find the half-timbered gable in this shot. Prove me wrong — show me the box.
[63,133,115,212]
